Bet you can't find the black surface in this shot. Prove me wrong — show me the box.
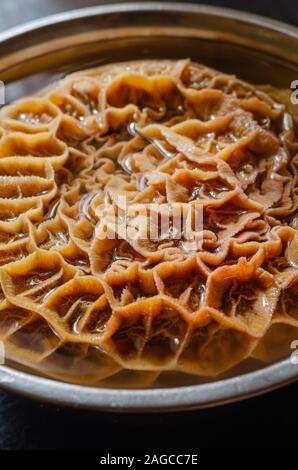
[0,0,298,451]
[1,382,298,450]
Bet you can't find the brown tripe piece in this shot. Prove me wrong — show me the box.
[0,59,297,386]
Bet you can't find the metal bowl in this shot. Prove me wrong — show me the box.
[0,2,297,412]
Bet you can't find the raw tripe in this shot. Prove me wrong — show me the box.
[0,59,297,386]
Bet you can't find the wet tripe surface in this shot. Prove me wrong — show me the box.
[0,59,297,387]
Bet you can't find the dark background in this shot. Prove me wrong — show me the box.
[0,0,297,451]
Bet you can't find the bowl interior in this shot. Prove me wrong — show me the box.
[0,4,297,398]
[3,34,298,104]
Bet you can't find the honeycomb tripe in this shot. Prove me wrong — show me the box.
[0,59,297,387]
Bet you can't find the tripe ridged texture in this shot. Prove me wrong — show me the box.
[0,59,297,386]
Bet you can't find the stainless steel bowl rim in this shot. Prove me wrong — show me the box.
[0,2,297,412]
[0,358,296,412]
